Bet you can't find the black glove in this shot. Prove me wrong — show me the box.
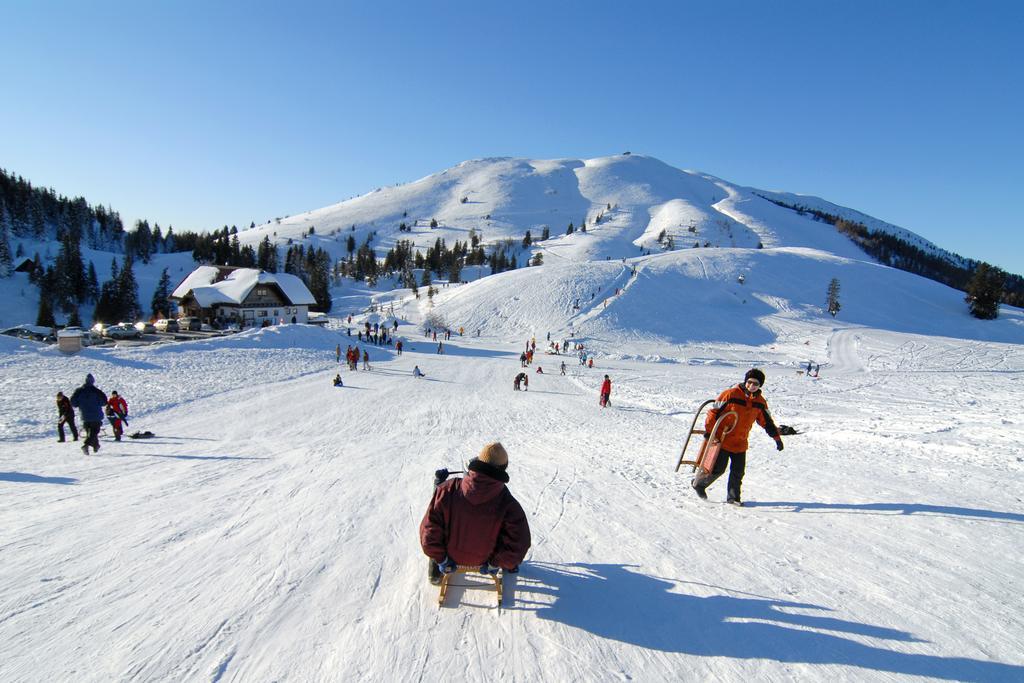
[775,439,784,451]
[437,556,457,574]
[433,468,450,486]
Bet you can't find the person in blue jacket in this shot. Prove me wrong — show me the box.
[70,373,108,455]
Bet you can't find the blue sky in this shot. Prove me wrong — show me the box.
[2,1,1022,273]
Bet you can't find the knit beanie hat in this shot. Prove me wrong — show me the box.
[478,442,509,468]
[85,373,95,385]
[744,368,766,386]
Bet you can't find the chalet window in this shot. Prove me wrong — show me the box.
[257,287,269,296]
[258,310,268,317]
[273,310,279,317]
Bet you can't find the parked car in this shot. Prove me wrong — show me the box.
[103,323,142,340]
[178,316,201,331]
[154,318,179,333]
[1,324,56,343]
[135,321,156,334]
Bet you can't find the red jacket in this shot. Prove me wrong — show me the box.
[600,378,612,396]
[705,384,780,452]
[420,461,531,569]
[107,396,128,419]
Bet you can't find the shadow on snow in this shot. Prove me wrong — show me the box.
[0,471,78,485]
[507,562,1021,681]
[744,501,1024,524]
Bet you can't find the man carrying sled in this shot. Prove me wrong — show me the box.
[691,368,784,506]
[420,442,531,585]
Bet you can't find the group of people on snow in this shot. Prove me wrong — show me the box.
[58,374,130,454]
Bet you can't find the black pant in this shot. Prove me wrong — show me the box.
[693,448,746,502]
[58,416,78,441]
[83,421,102,450]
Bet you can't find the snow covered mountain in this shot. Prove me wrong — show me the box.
[235,153,954,268]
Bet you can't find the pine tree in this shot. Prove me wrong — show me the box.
[566,222,575,235]
[151,268,171,317]
[964,262,1005,320]
[826,278,841,317]
[87,261,100,303]
[541,226,550,241]
[522,231,532,248]
[0,202,12,277]
[36,294,56,327]
[118,254,141,322]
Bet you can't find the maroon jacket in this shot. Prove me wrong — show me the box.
[419,460,531,569]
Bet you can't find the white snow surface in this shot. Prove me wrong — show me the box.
[3,246,1024,682]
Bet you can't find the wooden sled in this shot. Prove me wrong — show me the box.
[438,566,503,608]
[675,399,738,474]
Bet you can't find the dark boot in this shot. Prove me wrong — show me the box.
[691,479,708,500]
[428,559,442,585]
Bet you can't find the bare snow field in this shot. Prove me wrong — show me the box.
[3,251,1024,682]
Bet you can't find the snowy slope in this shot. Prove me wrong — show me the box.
[3,246,1024,681]
[230,154,956,270]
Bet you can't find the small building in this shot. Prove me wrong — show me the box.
[170,266,317,329]
[57,329,83,354]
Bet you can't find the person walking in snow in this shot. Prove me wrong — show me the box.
[691,368,784,506]
[520,351,528,367]
[362,349,371,370]
[560,361,566,376]
[56,391,78,443]
[599,375,612,407]
[335,344,341,363]
[513,372,529,391]
[70,374,107,455]
[420,442,532,585]
[106,391,128,442]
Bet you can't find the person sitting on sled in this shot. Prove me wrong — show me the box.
[420,442,532,585]
[691,368,784,506]
[333,373,344,387]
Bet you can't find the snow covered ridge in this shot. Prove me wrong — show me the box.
[234,153,975,276]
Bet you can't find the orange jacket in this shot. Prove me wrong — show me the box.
[705,384,780,452]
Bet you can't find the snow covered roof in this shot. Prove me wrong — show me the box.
[172,267,316,307]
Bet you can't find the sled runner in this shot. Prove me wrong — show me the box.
[438,566,503,607]
[675,399,738,474]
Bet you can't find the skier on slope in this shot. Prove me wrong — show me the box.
[691,368,784,506]
[420,442,532,585]
[70,373,107,455]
